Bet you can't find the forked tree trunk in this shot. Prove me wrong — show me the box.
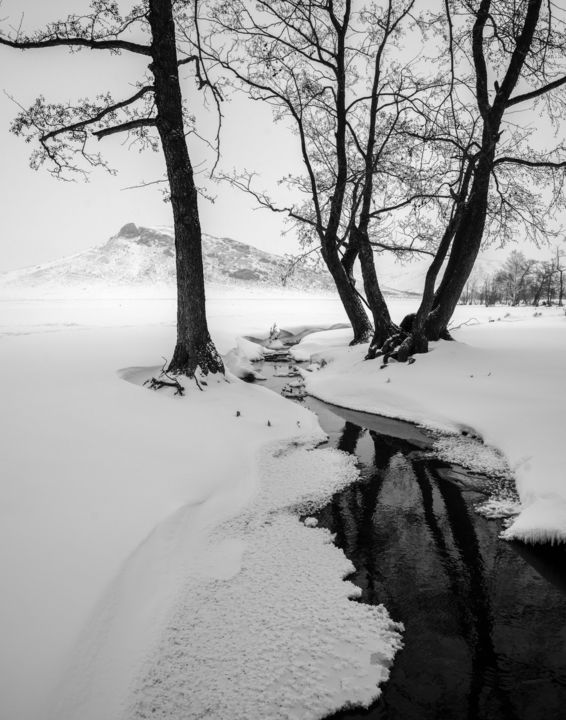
[396,220,458,359]
[148,0,223,377]
[321,239,373,344]
[354,228,399,356]
[397,164,473,359]
[426,172,491,341]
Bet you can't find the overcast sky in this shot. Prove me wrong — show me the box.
[0,0,564,273]
[0,0,303,272]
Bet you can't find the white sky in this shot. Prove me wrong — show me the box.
[0,0,564,273]
[0,0,302,272]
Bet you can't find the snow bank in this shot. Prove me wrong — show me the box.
[223,336,269,380]
[131,443,402,720]
[236,334,266,361]
[295,306,566,545]
[1,325,323,720]
[0,295,401,720]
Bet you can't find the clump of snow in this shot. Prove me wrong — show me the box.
[273,364,300,377]
[290,328,354,363]
[305,361,322,372]
[236,335,266,361]
[130,441,402,720]
[223,348,267,381]
[475,497,521,520]
[431,434,511,478]
[281,383,307,399]
[304,516,319,527]
[500,499,566,545]
[222,336,270,380]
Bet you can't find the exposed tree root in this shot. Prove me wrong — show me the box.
[145,376,186,395]
[349,327,374,346]
[366,327,428,367]
[167,337,224,378]
[144,360,186,396]
[144,357,194,395]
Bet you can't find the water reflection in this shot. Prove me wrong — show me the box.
[313,412,566,720]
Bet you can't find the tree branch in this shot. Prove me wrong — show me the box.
[493,156,566,169]
[0,34,151,55]
[506,74,566,107]
[471,0,492,120]
[92,117,157,139]
[41,86,155,142]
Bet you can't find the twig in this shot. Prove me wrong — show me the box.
[448,317,479,331]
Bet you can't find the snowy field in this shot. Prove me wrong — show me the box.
[0,292,396,720]
[1,292,564,720]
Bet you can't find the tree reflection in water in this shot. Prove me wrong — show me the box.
[316,417,566,720]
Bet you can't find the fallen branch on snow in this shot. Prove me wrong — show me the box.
[143,358,186,396]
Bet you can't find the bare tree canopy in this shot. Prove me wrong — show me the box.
[204,0,447,345]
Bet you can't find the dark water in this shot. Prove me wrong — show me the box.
[260,361,566,720]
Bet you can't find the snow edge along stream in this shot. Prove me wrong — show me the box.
[129,430,404,719]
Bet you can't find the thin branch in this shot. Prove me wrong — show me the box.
[120,178,168,191]
[369,241,435,256]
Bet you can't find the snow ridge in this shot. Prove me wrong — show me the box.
[130,441,403,720]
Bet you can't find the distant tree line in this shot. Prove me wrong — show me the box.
[462,249,565,307]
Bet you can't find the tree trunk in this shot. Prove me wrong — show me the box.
[398,210,461,356]
[425,208,485,340]
[148,0,223,377]
[340,234,359,288]
[425,163,491,341]
[321,238,374,344]
[354,228,399,355]
[423,0,544,341]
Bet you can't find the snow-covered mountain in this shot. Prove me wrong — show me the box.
[0,223,338,297]
[0,222,430,299]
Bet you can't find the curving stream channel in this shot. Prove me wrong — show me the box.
[258,356,566,720]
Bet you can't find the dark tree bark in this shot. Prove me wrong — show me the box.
[355,228,399,353]
[148,0,223,376]
[426,157,493,340]
[397,155,476,356]
[321,239,373,344]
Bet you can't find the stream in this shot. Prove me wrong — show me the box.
[258,355,566,720]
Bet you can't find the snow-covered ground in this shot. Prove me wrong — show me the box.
[0,292,401,720]
[2,292,564,720]
[292,304,566,546]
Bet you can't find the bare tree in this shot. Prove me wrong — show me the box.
[421,0,566,341]
[0,0,224,378]
[204,0,445,346]
[370,0,565,362]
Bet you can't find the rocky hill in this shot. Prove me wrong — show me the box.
[0,223,337,296]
